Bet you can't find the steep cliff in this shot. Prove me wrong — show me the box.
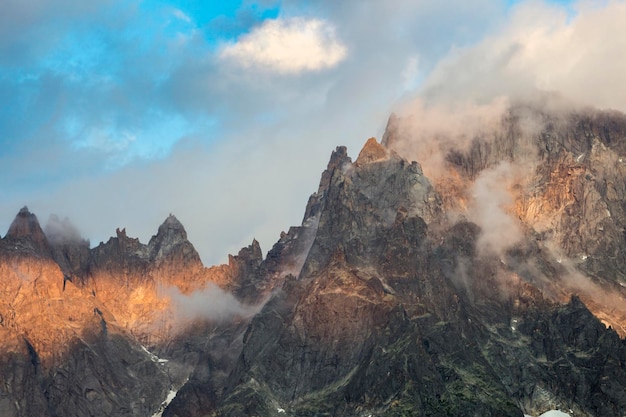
[0,209,273,417]
[0,210,170,417]
[193,104,626,417]
[2,103,626,417]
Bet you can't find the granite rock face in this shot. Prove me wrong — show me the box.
[4,206,52,256]
[202,105,626,417]
[3,103,626,417]
[0,210,271,417]
[0,227,169,417]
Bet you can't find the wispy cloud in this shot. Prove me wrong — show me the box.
[172,8,192,23]
[1,0,619,269]
[419,0,626,112]
[166,283,259,323]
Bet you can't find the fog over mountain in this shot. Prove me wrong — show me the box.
[2,1,626,416]
[2,1,625,266]
[2,98,626,415]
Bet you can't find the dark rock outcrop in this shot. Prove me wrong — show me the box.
[0,210,276,417]
[4,206,51,256]
[200,129,626,417]
[3,103,626,417]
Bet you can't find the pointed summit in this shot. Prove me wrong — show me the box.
[157,214,187,240]
[381,113,399,147]
[4,206,51,255]
[148,214,191,260]
[355,137,388,166]
[318,146,352,193]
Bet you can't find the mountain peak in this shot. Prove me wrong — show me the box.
[4,206,51,255]
[381,113,399,147]
[318,146,352,192]
[148,213,190,260]
[157,214,186,238]
[355,137,388,166]
[163,213,183,226]
[238,238,263,261]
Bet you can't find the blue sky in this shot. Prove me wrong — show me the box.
[1,0,623,264]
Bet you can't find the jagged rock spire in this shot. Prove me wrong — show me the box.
[355,137,388,166]
[148,214,191,260]
[4,206,51,255]
[304,146,353,221]
[157,214,187,241]
[381,112,399,147]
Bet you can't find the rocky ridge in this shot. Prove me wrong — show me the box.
[0,207,275,417]
[202,103,626,417]
[1,102,626,416]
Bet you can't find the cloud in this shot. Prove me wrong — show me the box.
[219,17,347,74]
[418,0,626,112]
[166,283,260,323]
[44,214,85,245]
[5,0,620,274]
[470,162,524,257]
[388,96,511,179]
[173,8,192,23]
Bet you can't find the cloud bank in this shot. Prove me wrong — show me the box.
[1,0,623,269]
[418,0,626,111]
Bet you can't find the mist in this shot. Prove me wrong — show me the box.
[165,283,261,324]
[373,1,626,317]
[0,0,508,266]
[388,97,511,179]
[2,1,625,269]
[44,214,86,245]
[417,1,626,113]
[470,162,524,257]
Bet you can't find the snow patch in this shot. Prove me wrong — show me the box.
[539,411,571,417]
[151,377,189,417]
[151,389,178,417]
[525,411,572,417]
[141,345,169,364]
[141,345,159,362]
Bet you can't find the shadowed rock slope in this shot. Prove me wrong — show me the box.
[3,103,626,417]
[172,105,626,417]
[0,209,276,417]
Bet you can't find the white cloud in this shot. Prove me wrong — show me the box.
[172,8,192,23]
[219,17,347,74]
[420,0,626,112]
[9,0,624,273]
[166,283,258,323]
[470,162,524,257]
